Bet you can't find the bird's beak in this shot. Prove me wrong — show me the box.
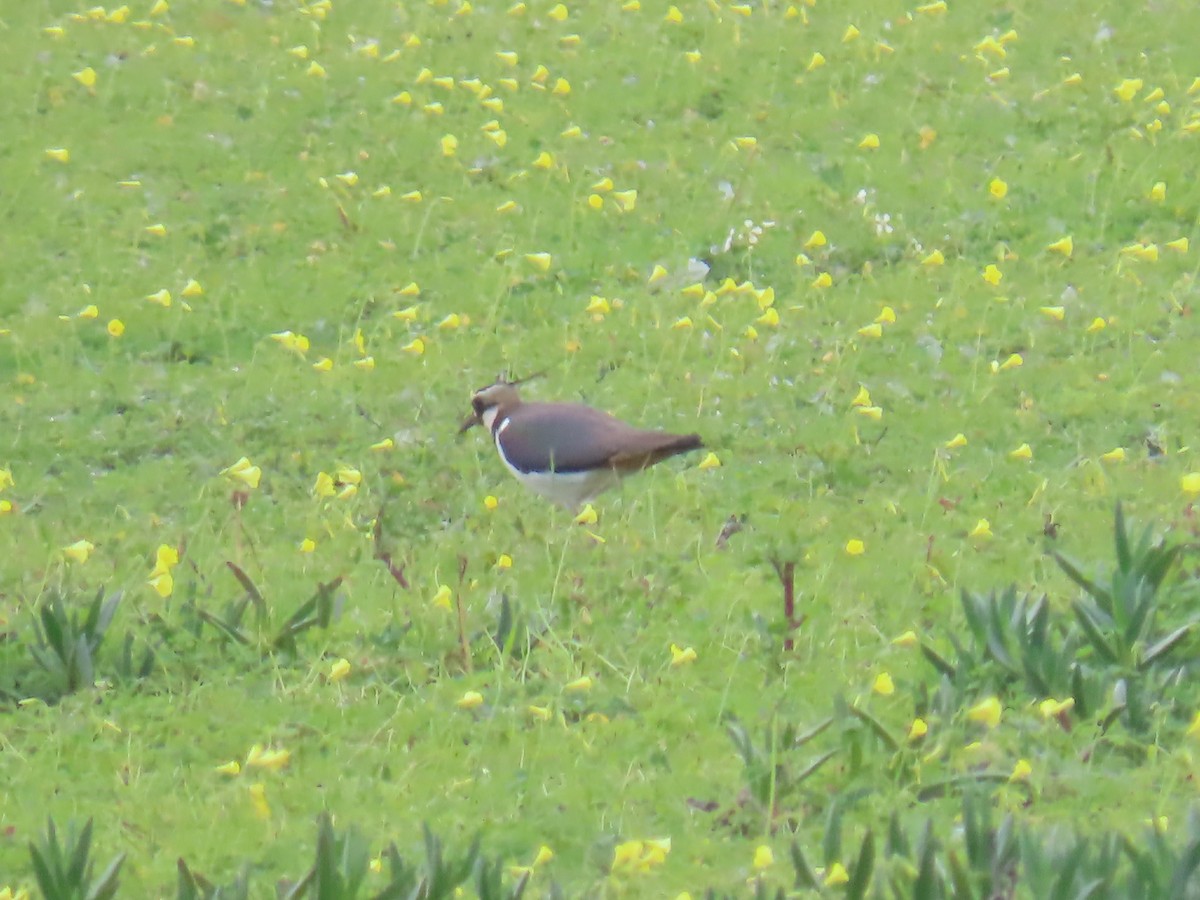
[458,412,481,434]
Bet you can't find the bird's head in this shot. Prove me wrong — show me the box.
[458,372,542,434]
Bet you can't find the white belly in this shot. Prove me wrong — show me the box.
[505,464,622,508]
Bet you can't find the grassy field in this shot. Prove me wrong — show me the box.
[2,0,1200,895]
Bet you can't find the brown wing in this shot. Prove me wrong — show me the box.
[497,403,702,474]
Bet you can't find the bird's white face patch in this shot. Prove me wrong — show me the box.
[482,408,504,432]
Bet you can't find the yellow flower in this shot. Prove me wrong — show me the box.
[245,744,291,771]
[892,630,918,648]
[0,469,13,492]
[585,296,611,316]
[221,457,261,489]
[756,308,780,327]
[401,337,425,355]
[824,863,849,886]
[1086,317,1107,334]
[525,252,552,272]
[307,61,326,78]
[496,554,513,569]
[146,289,172,307]
[1121,242,1159,261]
[1009,759,1032,782]
[672,316,693,330]
[1039,306,1065,321]
[908,718,928,740]
[148,570,173,598]
[457,691,484,710]
[244,783,273,820]
[969,519,993,540]
[564,676,592,693]
[215,760,241,776]
[664,5,682,23]
[1181,473,1200,496]
[1038,697,1075,719]
[269,330,309,355]
[858,133,880,150]
[612,838,671,873]
[107,319,125,337]
[921,249,945,266]
[527,705,552,721]
[326,657,350,681]
[73,67,98,89]
[872,672,894,695]
[63,539,95,564]
[875,306,896,324]
[484,495,499,511]
[982,264,1003,286]
[945,433,968,450]
[153,544,179,574]
[988,177,1008,199]
[1009,443,1032,461]
[1113,77,1144,102]
[808,52,826,71]
[1166,237,1189,253]
[998,353,1023,371]
[1047,236,1073,257]
[967,696,1002,728]
[45,148,70,163]
[753,845,774,870]
[856,406,883,421]
[574,504,598,525]
[432,585,453,610]
[857,323,882,339]
[697,452,721,470]
[612,189,637,211]
[299,538,316,553]
[812,272,832,288]
[1099,448,1125,464]
[312,472,335,498]
[846,539,866,556]
[670,644,697,666]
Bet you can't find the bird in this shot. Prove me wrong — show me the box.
[459,376,704,508]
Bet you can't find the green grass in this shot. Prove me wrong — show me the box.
[2,0,1200,895]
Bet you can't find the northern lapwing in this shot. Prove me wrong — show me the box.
[460,377,704,508]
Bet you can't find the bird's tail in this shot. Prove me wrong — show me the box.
[610,432,704,471]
